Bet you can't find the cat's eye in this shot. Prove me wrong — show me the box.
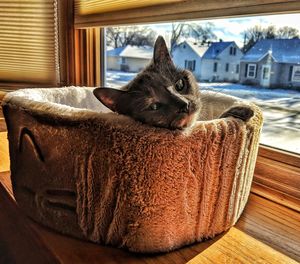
[150,103,160,111]
[175,79,186,92]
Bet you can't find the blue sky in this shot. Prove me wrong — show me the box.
[151,13,300,47]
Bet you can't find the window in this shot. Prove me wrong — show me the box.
[75,0,300,214]
[225,63,229,72]
[229,47,237,55]
[103,13,300,155]
[185,60,196,71]
[213,62,218,73]
[121,57,126,64]
[292,66,300,82]
[262,66,270,80]
[247,64,257,78]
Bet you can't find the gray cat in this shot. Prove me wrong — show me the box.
[94,36,253,129]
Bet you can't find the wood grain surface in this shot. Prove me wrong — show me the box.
[0,171,299,263]
[187,227,298,264]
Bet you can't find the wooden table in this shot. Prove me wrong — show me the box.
[0,171,299,264]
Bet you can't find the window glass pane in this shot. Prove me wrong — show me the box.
[105,13,300,154]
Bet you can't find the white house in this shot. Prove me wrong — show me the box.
[107,45,153,72]
[172,41,209,80]
[200,41,243,82]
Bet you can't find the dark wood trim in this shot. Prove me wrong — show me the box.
[61,0,76,86]
[100,27,106,87]
[74,28,101,87]
[74,0,300,28]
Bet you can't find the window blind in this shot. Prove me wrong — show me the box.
[75,0,183,16]
[0,0,59,84]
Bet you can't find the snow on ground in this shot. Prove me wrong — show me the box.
[106,70,300,154]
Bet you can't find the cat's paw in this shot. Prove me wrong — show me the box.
[220,106,254,122]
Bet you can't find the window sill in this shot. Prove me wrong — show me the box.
[0,171,299,263]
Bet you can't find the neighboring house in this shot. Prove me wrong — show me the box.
[107,45,153,72]
[240,39,300,88]
[172,41,208,80]
[200,41,243,82]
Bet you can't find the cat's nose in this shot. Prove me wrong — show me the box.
[179,102,190,113]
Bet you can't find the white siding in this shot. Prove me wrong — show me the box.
[125,58,151,72]
[107,56,151,72]
[200,59,217,81]
[172,43,202,80]
[200,43,243,82]
[107,56,120,71]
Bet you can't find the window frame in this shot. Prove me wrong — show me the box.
[247,63,257,78]
[73,0,300,211]
[213,62,218,72]
[185,60,196,71]
[225,63,229,72]
[292,65,300,82]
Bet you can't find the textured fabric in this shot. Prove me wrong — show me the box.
[2,87,263,253]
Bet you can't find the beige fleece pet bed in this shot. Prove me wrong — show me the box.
[2,87,263,253]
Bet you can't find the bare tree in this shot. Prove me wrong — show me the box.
[185,22,217,43]
[106,26,156,48]
[277,26,299,39]
[170,22,217,53]
[171,23,186,52]
[242,25,299,52]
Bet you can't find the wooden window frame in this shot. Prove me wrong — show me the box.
[252,145,300,212]
[74,0,300,211]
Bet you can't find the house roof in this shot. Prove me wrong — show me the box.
[241,39,300,63]
[202,41,234,59]
[107,45,153,59]
[182,41,209,57]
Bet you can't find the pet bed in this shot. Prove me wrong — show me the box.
[2,86,263,253]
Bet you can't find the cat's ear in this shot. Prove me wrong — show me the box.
[93,87,127,112]
[153,36,173,66]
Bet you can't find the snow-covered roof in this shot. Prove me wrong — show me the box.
[173,41,209,57]
[107,45,153,59]
[182,41,209,57]
[241,39,300,63]
[202,41,234,59]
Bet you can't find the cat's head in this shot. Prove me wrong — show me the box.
[94,36,201,129]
